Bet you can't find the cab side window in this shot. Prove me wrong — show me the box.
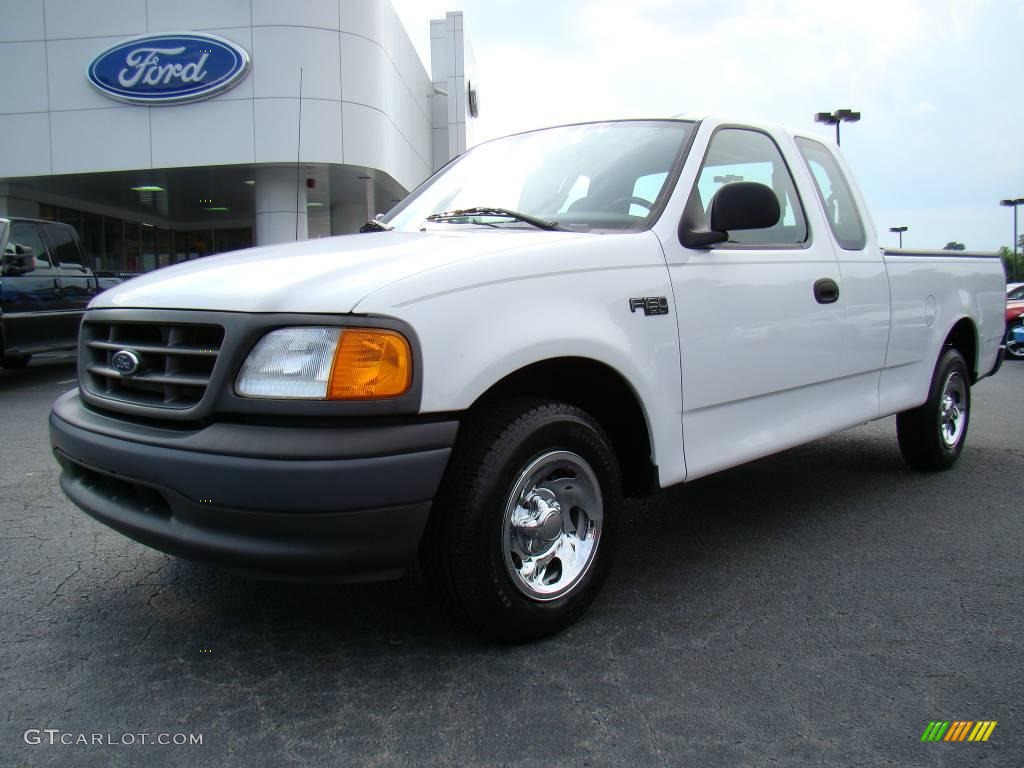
[794,137,866,250]
[8,222,53,269]
[693,128,807,246]
[46,225,85,269]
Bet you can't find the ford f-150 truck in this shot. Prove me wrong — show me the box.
[49,117,1006,641]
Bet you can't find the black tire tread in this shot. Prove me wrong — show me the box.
[897,347,970,471]
[422,397,619,642]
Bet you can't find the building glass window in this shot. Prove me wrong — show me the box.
[213,227,253,254]
[140,225,157,272]
[157,228,172,268]
[178,229,212,260]
[124,222,141,272]
[57,207,82,232]
[103,218,124,272]
[80,212,102,266]
[10,201,253,273]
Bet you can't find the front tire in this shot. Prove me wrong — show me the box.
[422,399,621,642]
[897,348,971,470]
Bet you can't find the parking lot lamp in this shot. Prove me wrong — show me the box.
[814,109,861,146]
[889,226,908,248]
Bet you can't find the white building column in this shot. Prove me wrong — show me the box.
[429,12,478,171]
[254,165,307,246]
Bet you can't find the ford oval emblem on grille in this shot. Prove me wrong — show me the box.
[111,350,141,375]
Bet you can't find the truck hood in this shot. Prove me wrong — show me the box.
[93,230,584,314]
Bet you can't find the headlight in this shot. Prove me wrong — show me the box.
[236,327,412,400]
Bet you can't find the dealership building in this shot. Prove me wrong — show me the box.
[0,0,478,273]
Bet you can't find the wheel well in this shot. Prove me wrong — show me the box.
[944,318,978,382]
[469,358,658,497]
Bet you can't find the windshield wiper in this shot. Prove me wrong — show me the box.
[359,218,394,233]
[425,207,569,232]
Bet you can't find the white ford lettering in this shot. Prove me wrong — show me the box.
[117,47,208,88]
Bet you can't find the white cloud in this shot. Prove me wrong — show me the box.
[470,0,990,140]
[390,0,1015,250]
[903,100,937,117]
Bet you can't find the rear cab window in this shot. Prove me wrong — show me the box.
[794,138,866,250]
[44,224,86,270]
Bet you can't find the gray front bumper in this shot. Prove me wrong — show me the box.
[50,390,457,581]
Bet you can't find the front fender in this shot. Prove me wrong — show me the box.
[355,232,687,486]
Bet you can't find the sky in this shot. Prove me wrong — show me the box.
[391,0,1023,252]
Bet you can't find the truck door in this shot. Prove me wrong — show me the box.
[793,137,890,423]
[662,126,844,479]
[43,222,97,342]
[1,221,61,354]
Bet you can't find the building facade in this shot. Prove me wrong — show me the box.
[0,0,478,273]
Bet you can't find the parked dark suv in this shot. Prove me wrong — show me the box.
[0,217,100,368]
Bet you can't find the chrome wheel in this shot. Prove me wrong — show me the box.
[1006,322,1024,360]
[502,450,603,601]
[939,370,967,448]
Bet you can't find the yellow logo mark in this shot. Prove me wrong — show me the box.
[921,721,997,742]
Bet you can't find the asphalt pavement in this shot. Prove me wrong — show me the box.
[2,354,1022,767]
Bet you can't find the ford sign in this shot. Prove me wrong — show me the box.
[87,32,250,105]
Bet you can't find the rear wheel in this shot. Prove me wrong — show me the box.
[422,399,621,642]
[1005,319,1024,361]
[1,354,31,369]
[897,348,970,470]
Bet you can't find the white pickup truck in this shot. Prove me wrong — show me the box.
[50,117,1006,641]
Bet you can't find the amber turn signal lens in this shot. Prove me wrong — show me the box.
[326,329,412,400]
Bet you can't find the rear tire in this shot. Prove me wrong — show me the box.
[1,354,31,369]
[897,348,970,471]
[1005,319,1024,361]
[422,399,621,643]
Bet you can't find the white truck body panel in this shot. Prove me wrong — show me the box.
[91,116,1006,490]
[878,253,1006,416]
[95,229,585,315]
[351,229,688,485]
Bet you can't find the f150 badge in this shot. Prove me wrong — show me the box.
[629,297,669,316]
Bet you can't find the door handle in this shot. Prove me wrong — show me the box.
[813,278,839,304]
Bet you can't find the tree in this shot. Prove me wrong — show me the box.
[998,246,1019,281]
[943,241,966,251]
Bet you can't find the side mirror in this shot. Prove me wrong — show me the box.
[1,244,36,275]
[680,182,781,248]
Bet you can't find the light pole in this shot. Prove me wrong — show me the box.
[1000,198,1023,282]
[815,109,861,146]
[889,226,908,248]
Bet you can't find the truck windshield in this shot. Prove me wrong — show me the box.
[383,120,694,233]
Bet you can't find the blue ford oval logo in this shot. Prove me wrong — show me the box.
[111,350,141,375]
[87,32,250,105]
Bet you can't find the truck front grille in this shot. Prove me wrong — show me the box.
[81,320,224,409]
